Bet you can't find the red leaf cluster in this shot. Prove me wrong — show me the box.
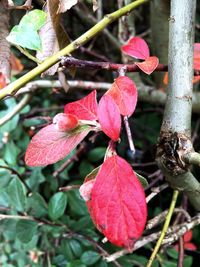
[121,37,159,75]
[80,155,147,249]
[25,49,147,249]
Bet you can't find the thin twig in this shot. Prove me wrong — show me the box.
[0,94,32,126]
[123,116,136,155]
[61,56,168,73]
[178,237,184,267]
[146,190,179,267]
[146,208,191,230]
[146,183,169,203]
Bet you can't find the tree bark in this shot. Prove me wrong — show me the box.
[156,0,200,210]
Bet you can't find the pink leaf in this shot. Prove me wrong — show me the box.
[121,37,150,60]
[25,124,91,166]
[106,76,138,116]
[98,95,121,141]
[64,90,98,120]
[87,155,147,249]
[135,56,159,75]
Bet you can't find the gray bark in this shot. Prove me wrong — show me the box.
[156,0,200,210]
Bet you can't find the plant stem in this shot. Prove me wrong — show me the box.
[0,0,149,99]
[146,190,179,267]
[16,45,41,64]
[61,56,168,72]
[0,94,32,126]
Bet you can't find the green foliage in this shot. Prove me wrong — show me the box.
[16,220,38,243]
[7,9,46,50]
[48,192,67,220]
[6,177,26,212]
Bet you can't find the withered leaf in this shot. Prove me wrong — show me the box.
[37,0,70,76]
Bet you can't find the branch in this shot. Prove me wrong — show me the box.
[0,0,149,99]
[156,0,200,210]
[105,214,200,262]
[182,152,200,166]
[0,94,31,126]
[61,56,168,72]
[15,79,200,114]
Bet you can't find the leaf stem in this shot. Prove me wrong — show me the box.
[146,190,179,267]
[0,0,149,99]
[15,45,42,64]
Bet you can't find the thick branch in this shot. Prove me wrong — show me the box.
[161,0,196,135]
[156,0,200,210]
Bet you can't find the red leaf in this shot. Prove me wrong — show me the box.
[87,155,147,249]
[194,43,200,70]
[106,76,138,116]
[135,56,159,75]
[25,124,91,166]
[64,90,98,120]
[184,242,197,251]
[98,95,121,141]
[183,230,192,243]
[121,37,150,60]
[53,113,78,131]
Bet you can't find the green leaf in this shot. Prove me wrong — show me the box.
[61,239,82,261]
[7,25,42,50]
[26,168,45,191]
[68,190,88,216]
[48,192,67,220]
[166,247,179,260]
[184,256,193,267]
[20,9,47,31]
[4,140,21,165]
[6,177,26,212]
[81,251,101,266]
[16,220,38,243]
[135,172,149,188]
[27,192,48,217]
[79,160,94,179]
[87,147,106,162]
